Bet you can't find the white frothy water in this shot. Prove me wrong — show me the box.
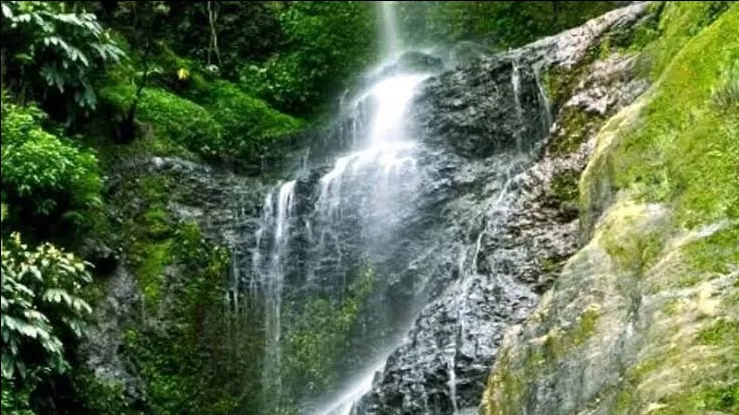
[252,1,438,411]
[317,73,428,221]
[312,357,389,415]
[448,352,459,415]
[307,45,431,415]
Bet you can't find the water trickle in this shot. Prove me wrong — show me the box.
[448,352,459,415]
[511,60,525,152]
[534,67,553,136]
[253,179,296,408]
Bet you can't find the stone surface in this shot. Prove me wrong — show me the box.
[353,4,654,414]
[481,5,739,414]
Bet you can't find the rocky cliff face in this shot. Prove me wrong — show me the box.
[481,3,738,415]
[354,4,655,414]
[83,3,737,415]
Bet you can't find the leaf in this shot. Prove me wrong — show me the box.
[2,3,12,19]
[2,352,15,379]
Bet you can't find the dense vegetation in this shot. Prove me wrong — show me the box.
[3,1,679,414]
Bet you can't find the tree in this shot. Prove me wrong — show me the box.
[97,1,171,142]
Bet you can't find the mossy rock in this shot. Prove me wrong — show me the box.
[482,5,739,415]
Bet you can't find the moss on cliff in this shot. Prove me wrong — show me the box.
[482,3,738,415]
[280,261,375,406]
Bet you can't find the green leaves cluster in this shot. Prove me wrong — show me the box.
[199,81,303,161]
[100,84,221,157]
[1,230,93,405]
[1,99,102,229]
[240,1,377,116]
[1,1,125,116]
[398,1,621,51]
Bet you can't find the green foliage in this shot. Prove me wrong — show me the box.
[100,85,221,158]
[283,262,375,396]
[398,1,621,50]
[240,1,377,115]
[1,1,125,118]
[70,369,138,415]
[1,99,102,232]
[1,379,33,415]
[199,81,303,161]
[123,219,242,415]
[639,1,733,80]
[103,170,263,414]
[164,1,282,78]
[0,230,93,415]
[100,78,302,163]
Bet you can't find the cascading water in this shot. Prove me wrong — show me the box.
[242,1,557,414]
[379,1,401,60]
[249,3,435,411]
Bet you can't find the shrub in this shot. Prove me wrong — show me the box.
[1,100,102,228]
[100,85,222,158]
[201,81,303,160]
[1,229,93,390]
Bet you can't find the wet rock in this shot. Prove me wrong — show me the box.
[449,41,487,68]
[353,3,654,414]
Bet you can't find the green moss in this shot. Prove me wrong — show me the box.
[540,257,560,274]
[198,81,304,161]
[100,85,221,159]
[550,169,581,204]
[541,65,585,115]
[136,240,171,304]
[121,220,245,415]
[575,306,600,345]
[641,1,733,80]
[697,318,739,345]
[588,6,739,229]
[484,352,524,415]
[282,261,375,399]
[598,203,668,274]
[684,224,739,275]
[548,107,605,155]
[142,208,172,239]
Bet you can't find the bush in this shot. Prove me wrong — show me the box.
[396,1,622,51]
[1,228,93,394]
[1,100,102,229]
[200,81,303,160]
[100,85,222,158]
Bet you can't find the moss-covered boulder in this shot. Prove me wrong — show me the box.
[481,4,738,414]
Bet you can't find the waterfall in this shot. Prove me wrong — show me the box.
[252,179,296,409]
[511,60,525,152]
[379,1,402,60]
[238,1,557,413]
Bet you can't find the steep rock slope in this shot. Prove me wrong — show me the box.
[355,3,655,413]
[482,4,738,415]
